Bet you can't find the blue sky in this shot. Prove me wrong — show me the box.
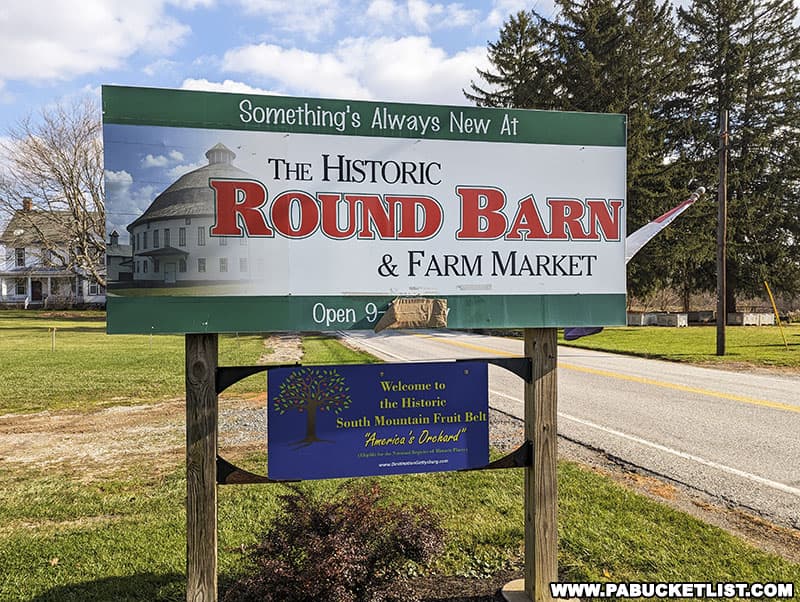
[0,0,563,134]
[6,0,783,138]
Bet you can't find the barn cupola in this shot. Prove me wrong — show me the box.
[205,143,236,166]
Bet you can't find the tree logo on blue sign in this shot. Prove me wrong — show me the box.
[272,368,352,448]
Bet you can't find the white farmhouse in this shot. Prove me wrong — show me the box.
[0,198,106,308]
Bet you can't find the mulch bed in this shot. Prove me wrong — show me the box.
[414,571,521,601]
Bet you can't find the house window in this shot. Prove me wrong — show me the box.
[89,282,99,296]
[185,217,191,225]
[219,236,227,246]
[136,261,140,273]
[219,257,228,273]
[179,227,186,246]
[132,236,136,252]
[179,258,187,273]
[143,231,149,249]
[240,257,248,273]
[143,261,148,273]
[198,258,206,273]
[164,229,170,247]
[15,280,26,296]
[15,248,25,267]
[153,259,160,272]
[153,229,160,248]
[197,227,206,246]
[137,232,141,250]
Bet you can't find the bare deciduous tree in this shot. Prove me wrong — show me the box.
[0,97,105,286]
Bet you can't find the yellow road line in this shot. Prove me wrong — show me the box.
[412,333,800,414]
[412,333,519,356]
[560,362,800,414]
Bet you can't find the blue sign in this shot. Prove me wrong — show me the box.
[267,361,489,480]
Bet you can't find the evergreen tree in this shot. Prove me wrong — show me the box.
[464,10,555,108]
[546,0,690,298]
[678,0,800,309]
[469,1,690,298]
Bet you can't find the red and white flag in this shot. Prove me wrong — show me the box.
[564,187,705,341]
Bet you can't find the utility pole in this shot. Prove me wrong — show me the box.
[716,110,728,356]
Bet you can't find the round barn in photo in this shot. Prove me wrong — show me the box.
[127,143,261,287]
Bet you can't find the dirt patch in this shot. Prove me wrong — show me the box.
[693,360,800,378]
[258,333,302,364]
[0,335,300,481]
[0,400,187,479]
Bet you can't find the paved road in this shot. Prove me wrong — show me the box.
[339,329,800,530]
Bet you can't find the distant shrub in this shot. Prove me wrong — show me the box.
[223,482,444,602]
[784,310,800,324]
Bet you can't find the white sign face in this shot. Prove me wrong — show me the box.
[103,86,626,333]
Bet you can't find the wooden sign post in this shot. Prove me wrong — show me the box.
[525,328,558,602]
[505,328,558,602]
[185,333,219,602]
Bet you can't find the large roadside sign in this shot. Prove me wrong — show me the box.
[103,85,626,334]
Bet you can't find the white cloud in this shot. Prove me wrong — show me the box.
[0,135,15,176]
[168,0,215,8]
[167,159,206,181]
[486,0,535,28]
[362,0,479,33]
[142,154,170,168]
[443,3,479,27]
[0,81,13,105]
[141,149,186,169]
[366,0,398,22]
[180,78,282,96]
[143,58,180,77]
[408,0,444,31]
[104,169,134,191]
[222,36,489,104]
[222,45,371,99]
[104,169,157,237]
[233,0,340,39]
[0,0,189,83]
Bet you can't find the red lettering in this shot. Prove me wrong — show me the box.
[209,179,272,236]
[505,195,548,240]
[548,199,590,240]
[387,196,442,239]
[318,193,358,239]
[271,191,318,238]
[455,186,507,239]
[587,199,623,240]
[348,194,394,239]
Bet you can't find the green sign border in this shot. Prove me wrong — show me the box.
[107,294,625,334]
[104,86,627,334]
[102,85,626,146]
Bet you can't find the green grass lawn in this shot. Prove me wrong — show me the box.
[1,311,798,601]
[0,310,277,413]
[559,324,800,369]
[2,458,798,601]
